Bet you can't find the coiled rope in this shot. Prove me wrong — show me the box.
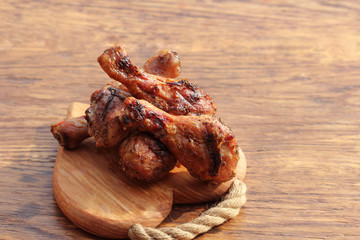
[128,179,247,240]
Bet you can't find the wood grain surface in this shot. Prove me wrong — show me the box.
[1,0,359,239]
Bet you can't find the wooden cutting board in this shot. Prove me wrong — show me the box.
[52,102,247,239]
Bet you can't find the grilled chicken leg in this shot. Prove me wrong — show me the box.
[118,132,177,182]
[50,115,89,150]
[85,82,132,148]
[98,46,216,116]
[119,97,239,183]
[143,49,181,78]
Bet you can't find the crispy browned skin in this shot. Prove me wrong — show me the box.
[85,82,132,148]
[119,97,239,183]
[143,49,181,78]
[118,132,177,182]
[97,46,216,116]
[50,116,89,149]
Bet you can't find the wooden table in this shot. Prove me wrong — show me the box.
[1,0,359,239]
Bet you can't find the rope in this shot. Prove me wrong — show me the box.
[128,179,247,240]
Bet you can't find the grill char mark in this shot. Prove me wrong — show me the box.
[125,99,171,131]
[205,132,222,177]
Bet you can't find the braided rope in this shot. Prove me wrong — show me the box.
[128,179,247,240]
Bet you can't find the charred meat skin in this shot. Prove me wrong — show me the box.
[85,82,132,148]
[50,116,89,150]
[98,46,216,116]
[119,97,239,183]
[118,132,177,182]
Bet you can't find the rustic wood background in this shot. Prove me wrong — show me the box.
[1,0,360,239]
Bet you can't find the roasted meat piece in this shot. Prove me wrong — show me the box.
[118,132,177,182]
[85,82,132,148]
[98,46,216,116]
[119,97,239,183]
[143,49,181,78]
[50,115,89,149]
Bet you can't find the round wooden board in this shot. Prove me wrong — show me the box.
[52,103,247,239]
